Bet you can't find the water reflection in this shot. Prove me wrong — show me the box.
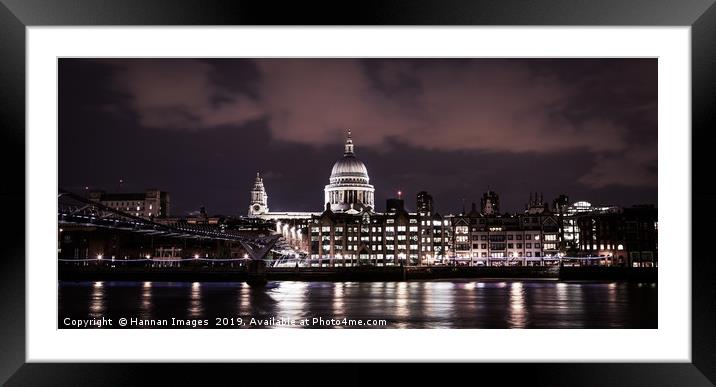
[59,280,658,329]
[272,282,307,325]
[394,281,410,327]
[188,282,203,318]
[508,282,527,328]
[88,281,105,317]
[332,283,345,317]
[139,281,152,319]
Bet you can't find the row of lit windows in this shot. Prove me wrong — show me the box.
[468,243,542,249]
[471,234,543,241]
[314,225,428,234]
[105,200,143,207]
[581,244,625,250]
[461,252,543,258]
[420,220,451,226]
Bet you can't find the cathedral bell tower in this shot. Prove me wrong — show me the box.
[248,172,269,217]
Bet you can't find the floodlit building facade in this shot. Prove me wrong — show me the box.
[89,189,170,219]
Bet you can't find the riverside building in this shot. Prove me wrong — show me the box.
[449,193,561,267]
[88,189,170,219]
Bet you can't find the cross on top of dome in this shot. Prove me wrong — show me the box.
[344,129,354,156]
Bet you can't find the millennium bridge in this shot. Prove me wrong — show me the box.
[58,189,288,286]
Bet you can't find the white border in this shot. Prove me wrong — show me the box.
[27,27,690,362]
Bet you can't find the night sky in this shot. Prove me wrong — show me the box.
[59,58,657,216]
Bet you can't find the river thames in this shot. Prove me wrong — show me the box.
[58,279,657,329]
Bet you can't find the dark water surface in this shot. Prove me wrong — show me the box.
[58,280,657,328]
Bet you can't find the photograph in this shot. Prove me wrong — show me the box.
[3,0,715,383]
[57,57,658,329]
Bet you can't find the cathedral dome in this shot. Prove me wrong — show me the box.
[330,155,369,182]
[328,129,370,184]
[324,130,375,212]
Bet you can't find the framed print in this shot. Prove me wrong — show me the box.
[1,0,715,385]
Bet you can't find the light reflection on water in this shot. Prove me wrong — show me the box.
[59,280,657,329]
[509,282,527,328]
[188,281,203,318]
[139,281,152,319]
[88,281,105,317]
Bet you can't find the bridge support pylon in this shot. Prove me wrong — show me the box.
[246,260,268,288]
[240,234,280,288]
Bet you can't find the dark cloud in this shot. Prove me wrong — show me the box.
[59,58,657,215]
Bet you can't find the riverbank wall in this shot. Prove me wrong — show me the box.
[58,265,657,282]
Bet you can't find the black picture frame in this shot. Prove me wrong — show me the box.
[1,0,714,385]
